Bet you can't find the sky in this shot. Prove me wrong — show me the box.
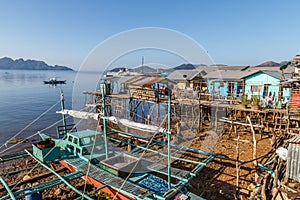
[0,0,299,70]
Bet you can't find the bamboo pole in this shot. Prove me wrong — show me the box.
[215,103,219,132]
[142,100,145,123]
[167,94,171,189]
[261,173,270,200]
[247,115,258,183]
[157,102,160,125]
[235,125,240,200]
[25,150,94,200]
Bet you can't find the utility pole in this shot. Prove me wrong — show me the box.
[141,56,144,74]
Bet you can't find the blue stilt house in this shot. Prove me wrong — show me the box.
[243,70,290,102]
[204,70,256,98]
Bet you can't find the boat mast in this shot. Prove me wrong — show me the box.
[101,83,109,159]
[60,89,67,136]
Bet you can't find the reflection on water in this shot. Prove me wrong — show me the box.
[0,70,76,149]
[0,70,103,153]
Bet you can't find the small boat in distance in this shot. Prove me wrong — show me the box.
[43,77,66,85]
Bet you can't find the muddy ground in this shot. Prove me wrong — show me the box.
[0,126,285,200]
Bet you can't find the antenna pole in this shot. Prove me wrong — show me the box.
[142,56,144,74]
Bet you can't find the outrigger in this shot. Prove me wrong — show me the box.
[0,84,239,200]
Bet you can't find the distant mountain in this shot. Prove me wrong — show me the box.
[130,66,156,73]
[157,68,174,74]
[109,67,127,72]
[0,57,73,70]
[256,61,280,67]
[108,65,174,74]
[173,64,196,70]
[279,61,289,66]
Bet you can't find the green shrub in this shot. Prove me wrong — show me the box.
[252,96,260,106]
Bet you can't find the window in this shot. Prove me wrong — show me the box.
[74,138,78,145]
[251,85,261,92]
[68,136,73,142]
[82,137,91,145]
[68,145,74,152]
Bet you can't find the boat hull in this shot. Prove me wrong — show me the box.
[43,80,66,84]
[59,160,135,200]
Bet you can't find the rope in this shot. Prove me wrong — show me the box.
[79,103,167,199]
[0,115,71,155]
[7,115,72,190]
[80,112,102,199]
[7,105,90,191]
[0,100,61,151]
[113,115,167,199]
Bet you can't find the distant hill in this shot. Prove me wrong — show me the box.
[0,57,73,70]
[256,61,280,67]
[130,66,157,73]
[109,67,127,72]
[108,65,174,74]
[173,64,196,70]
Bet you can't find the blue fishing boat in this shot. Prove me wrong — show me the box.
[0,84,229,200]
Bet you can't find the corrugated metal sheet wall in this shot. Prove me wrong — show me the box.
[286,144,300,182]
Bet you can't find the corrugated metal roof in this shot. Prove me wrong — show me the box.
[125,75,172,87]
[204,70,259,80]
[250,65,295,76]
[240,70,282,80]
[286,144,300,182]
[196,66,216,74]
[195,65,249,73]
[117,76,136,84]
[287,134,300,144]
[167,70,201,81]
[249,66,281,72]
[125,76,145,85]
[261,70,281,80]
[213,65,249,71]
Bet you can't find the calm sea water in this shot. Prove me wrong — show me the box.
[0,70,100,153]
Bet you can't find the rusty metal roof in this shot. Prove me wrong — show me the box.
[125,75,173,87]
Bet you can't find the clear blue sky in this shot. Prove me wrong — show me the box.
[0,0,299,70]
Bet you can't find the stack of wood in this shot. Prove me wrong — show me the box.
[130,88,156,101]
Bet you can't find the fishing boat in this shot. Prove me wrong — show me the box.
[0,84,228,200]
[43,77,66,85]
[29,86,207,199]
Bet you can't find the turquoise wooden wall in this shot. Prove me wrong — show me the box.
[207,80,242,98]
[244,71,290,102]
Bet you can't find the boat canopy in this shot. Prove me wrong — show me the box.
[57,109,166,133]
